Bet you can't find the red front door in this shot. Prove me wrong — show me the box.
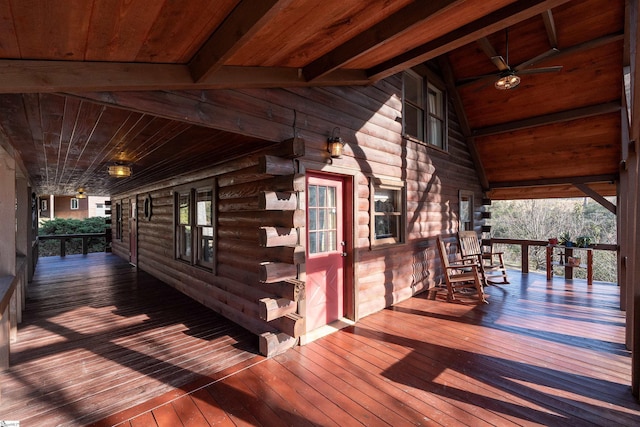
[306,173,345,331]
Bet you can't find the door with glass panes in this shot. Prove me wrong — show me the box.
[306,173,345,331]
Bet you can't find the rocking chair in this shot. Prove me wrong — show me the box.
[458,231,509,286]
[436,236,487,304]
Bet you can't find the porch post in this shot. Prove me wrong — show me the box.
[626,0,640,399]
[0,146,17,371]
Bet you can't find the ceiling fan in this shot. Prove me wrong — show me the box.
[459,29,562,90]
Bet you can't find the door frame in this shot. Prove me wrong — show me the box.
[303,170,356,324]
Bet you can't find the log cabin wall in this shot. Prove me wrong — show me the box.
[109,69,482,356]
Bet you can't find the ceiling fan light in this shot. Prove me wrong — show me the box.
[495,72,520,90]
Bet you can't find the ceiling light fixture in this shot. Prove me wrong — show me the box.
[76,187,87,199]
[494,71,521,90]
[108,164,132,178]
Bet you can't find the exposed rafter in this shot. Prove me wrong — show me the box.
[574,183,617,214]
[436,56,489,190]
[489,174,618,189]
[472,102,622,137]
[0,61,369,94]
[366,0,572,82]
[188,0,293,83]
[302,0,464,81]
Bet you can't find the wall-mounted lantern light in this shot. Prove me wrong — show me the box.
[327,127,345,158]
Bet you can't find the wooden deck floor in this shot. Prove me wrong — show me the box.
[2,253,640,426]
[0,253,260,426]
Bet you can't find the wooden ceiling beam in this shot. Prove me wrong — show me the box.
[0,61,369,93]
[573,183,617,214]
[489,174,618,189]
[366,0,572,82]
[188,0,293,83]
[472,102,622,137]
[302,0,464,81]
[436,56,490,191]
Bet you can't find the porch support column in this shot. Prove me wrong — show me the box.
[627,0,640,400]
[0,146,16,372]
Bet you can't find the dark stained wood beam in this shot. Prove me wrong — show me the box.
[574,183,617,214]
[0,61,369,93]
[436,56,489,190]
[472,102,622,137]
[489,174,618,189]
[624,0,640,400]
[188,0,293,83]
[542,10,558,48]
[302,0,464,81]
[366,0,572,82]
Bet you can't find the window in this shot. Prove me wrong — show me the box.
[459,191,474,231]
[176,190,192,262]
[40,199,48,211]
[308,183,338,254]
[175,180,215,270]
[115,202,123,240]
[195,188,214,267]
[370,179,405,246]
[70,198,79,210]
[403,69,447,149]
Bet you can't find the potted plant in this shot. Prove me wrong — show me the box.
[576,236,592,248]
[558,232,573,247]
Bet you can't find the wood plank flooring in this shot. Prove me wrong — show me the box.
[0,253,260,426]
[98,272,640,426]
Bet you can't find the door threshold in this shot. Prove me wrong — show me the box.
[299,317,355,346]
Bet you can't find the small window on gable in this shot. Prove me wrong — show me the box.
[403,69,448,150]
[459,191,474,231]
[174,179,216,271]
[370,178,406,247]
[70,198,79,210]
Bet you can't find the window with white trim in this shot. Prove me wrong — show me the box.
[70,198,79,210]
[370,179,406,246]
[403,69,447,150]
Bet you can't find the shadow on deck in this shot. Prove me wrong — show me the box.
[2,254,640,426]
[0,253,261,426]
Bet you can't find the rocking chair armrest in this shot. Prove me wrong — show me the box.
[445,263,479,272]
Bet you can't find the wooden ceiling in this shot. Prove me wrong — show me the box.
[0,0,627,199]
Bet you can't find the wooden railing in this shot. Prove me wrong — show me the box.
[38,232,108,257]
[490,237,618,276]
[1,256,27,374]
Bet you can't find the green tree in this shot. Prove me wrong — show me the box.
[491,198,617,282]
[39,217,107,257]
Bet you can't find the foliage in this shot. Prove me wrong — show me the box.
[39,217,107,257]
[490,198,617,282]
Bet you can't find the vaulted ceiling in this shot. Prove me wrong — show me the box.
[0,0,628,200]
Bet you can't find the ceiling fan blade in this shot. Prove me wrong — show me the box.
[514,48,560,71]
[490,55,510,72]
[477,37,500,58]
[455,73,498,88]
[517,66,563,75]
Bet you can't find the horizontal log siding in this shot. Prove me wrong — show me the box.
[109,72,482,345]
[277,77,481,319]
[111,146,303,348]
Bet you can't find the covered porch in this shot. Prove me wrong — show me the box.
[1,253,638,426]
